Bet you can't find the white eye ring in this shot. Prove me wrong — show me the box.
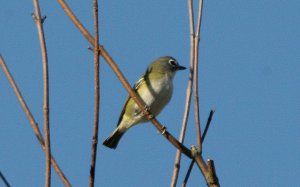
[169,59,177,66]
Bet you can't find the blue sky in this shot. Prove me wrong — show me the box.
[1,0,299,186]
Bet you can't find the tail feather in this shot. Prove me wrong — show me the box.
[103,128,124,149]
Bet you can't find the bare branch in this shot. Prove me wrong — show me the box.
[0,171,11,187]
[32,0,51,186]
[0,55,71,187]
[193,0,204,149]
[182,160,194,187]
[57,0,94,44]
[0,55,43,145]
[202,109,215,142]
[207,160,219,187]
[170,0,195,186]
[89,0,100,186]
[194,155,220,187]
[195,0,204,38]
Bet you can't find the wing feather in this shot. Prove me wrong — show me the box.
[116,70,149,127]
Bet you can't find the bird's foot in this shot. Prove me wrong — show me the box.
[161,125,167,135]
[143,105,154,119]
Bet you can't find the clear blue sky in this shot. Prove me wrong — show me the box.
[1,1,299,186]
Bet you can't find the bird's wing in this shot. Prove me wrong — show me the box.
[133,75,146,90]
[116,73,147,127]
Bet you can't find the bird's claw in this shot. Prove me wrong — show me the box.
[143,105,153,119]
[161,126,167,135]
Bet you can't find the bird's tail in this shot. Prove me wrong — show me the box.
[103,128,124,149]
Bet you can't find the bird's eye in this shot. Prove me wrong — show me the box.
[169,59,177,66]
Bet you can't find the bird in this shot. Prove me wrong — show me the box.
[103,56,186,149]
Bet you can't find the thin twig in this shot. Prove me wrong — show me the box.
[170,0,195,186]
[182,160,194,187]
[57,0,94,44]
[193,0,204,150]
[0,55,72,187]
[0,171,11,187]
[89,0,100,186]
[195,0,204,38]
[202,109,215,141]
[32,0,51,186]
[0,55,44,145]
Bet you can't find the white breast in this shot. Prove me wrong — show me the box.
[138,74,173,116]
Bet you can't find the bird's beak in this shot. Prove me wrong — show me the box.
[176,65,187,71]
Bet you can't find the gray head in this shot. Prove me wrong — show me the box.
[148,56,186,74]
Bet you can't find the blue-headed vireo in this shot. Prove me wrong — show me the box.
[103,56,186,149]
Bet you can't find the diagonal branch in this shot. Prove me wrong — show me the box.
[182,109,216,186]
[0,55,72,187]
[0,171,11,187]
[182,159,194,187]
[89,0,100,186]
[201,109,215,141]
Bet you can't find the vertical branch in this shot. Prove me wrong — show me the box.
[32,0,51,186]
[170,0,195,186]
[193,0,204,149]
[89,0,100,186]
[0,55,71,186]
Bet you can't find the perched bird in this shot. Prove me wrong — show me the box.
[103,56,186,149]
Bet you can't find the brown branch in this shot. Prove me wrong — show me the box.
[56,0,94,44]
[170,0,195,186]
[195,0,204,38]
[0,55,72,187]
[0,55,44,145]
[193,0,204,150]
[89,0,100,186]
[32,0,51,186]
[182,3,216,181]
[0,171,11,187]
[207,160,219,187]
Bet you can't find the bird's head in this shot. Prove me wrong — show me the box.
[148,56,186,75]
